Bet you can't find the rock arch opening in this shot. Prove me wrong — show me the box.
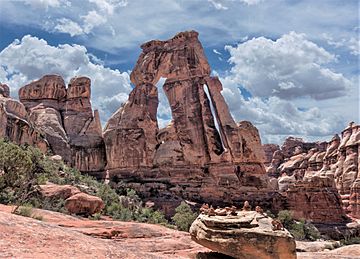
[156,77,173,129]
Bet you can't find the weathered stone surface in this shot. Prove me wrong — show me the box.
[28,107,71,161]
[0,86,47,152]
[265,122,360,221]
[18,75,106,174]
[266,137,327,178]
[349,179,360,218]
[39,183,80,200]
[104,31,270,212]
[263,144,280,166]
[0,204,208,258]
[278,174,296,192]
[190,211,296,259]
[19,74,67,110]
[286,175,348,224]
[104,83,158,169]
[65,192,104,215]
[0,84,10,98]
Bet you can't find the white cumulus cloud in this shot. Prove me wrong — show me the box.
[224,31,353,100]
[55,18,84,36]
[219,31,358,143]
[0,35,131,124]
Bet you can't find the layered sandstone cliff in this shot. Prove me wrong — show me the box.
[0,83,47,151]
[265,122,360,220]
[18,75,106,174]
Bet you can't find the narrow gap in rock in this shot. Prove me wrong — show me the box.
[156,77,172,129]
[203,84,225,151]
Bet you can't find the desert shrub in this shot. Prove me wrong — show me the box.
[135,207,168,225]
[14,204,33,217]
[277,210,293,229]
[0,140,46,208]
[107,202,134,221]
[276,210,320,241]
[303,221,321,241]
[40,198,67,214]
[340,236,360,246]
[0,139,169,227]
[13,204,43,221]
[172,202,198,231]
[290,220,306,240]
[89,212,102,220]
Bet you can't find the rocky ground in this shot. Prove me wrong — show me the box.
[0,204,208,258]
[1,204,360,258]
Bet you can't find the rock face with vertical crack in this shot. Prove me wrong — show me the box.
[104,31,272,213]
[18,75,106,175]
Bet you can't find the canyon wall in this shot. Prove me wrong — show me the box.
[265,122,360,220]
[16,75,106,174]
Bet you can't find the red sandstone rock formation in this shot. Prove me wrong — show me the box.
[104,31,265,170]
[190,210,297,259]
[0,84,47,151]
[39,183,81,200]
[0,204,208,258]
[103,31,270,212]
[65,192,104,215]
[286,175,348,224]
[0,84,10,98]
[263,143,280,166]
[265,122,360,220]
[18,75,106,175]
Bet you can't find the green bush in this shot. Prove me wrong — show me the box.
[172,202,198,231]
[340,236,360,246]
[303,221,321,241]
[290,220,306,240]
[14,204,33,217]
[276,210,320,241]
[40,198,67,214]
[89,212,102,220]
[0,139,170,227]
[277,210,293,229]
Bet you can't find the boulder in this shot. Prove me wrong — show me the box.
[190,211,296,259]
[65,192,104,215]
[39,183,80,200]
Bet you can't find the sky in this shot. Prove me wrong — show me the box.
[0,0,359,144]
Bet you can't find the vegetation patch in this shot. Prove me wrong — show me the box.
[172,201,198,231]
[276,210,320,241]
[0,139,168,226]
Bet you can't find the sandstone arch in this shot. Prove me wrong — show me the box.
[104,31,266,171]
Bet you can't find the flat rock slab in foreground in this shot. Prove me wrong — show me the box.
[0,204,208,258]
[190,211,297,259]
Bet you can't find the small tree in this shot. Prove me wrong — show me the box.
[0,140,45,211]
[172,201,198,231]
